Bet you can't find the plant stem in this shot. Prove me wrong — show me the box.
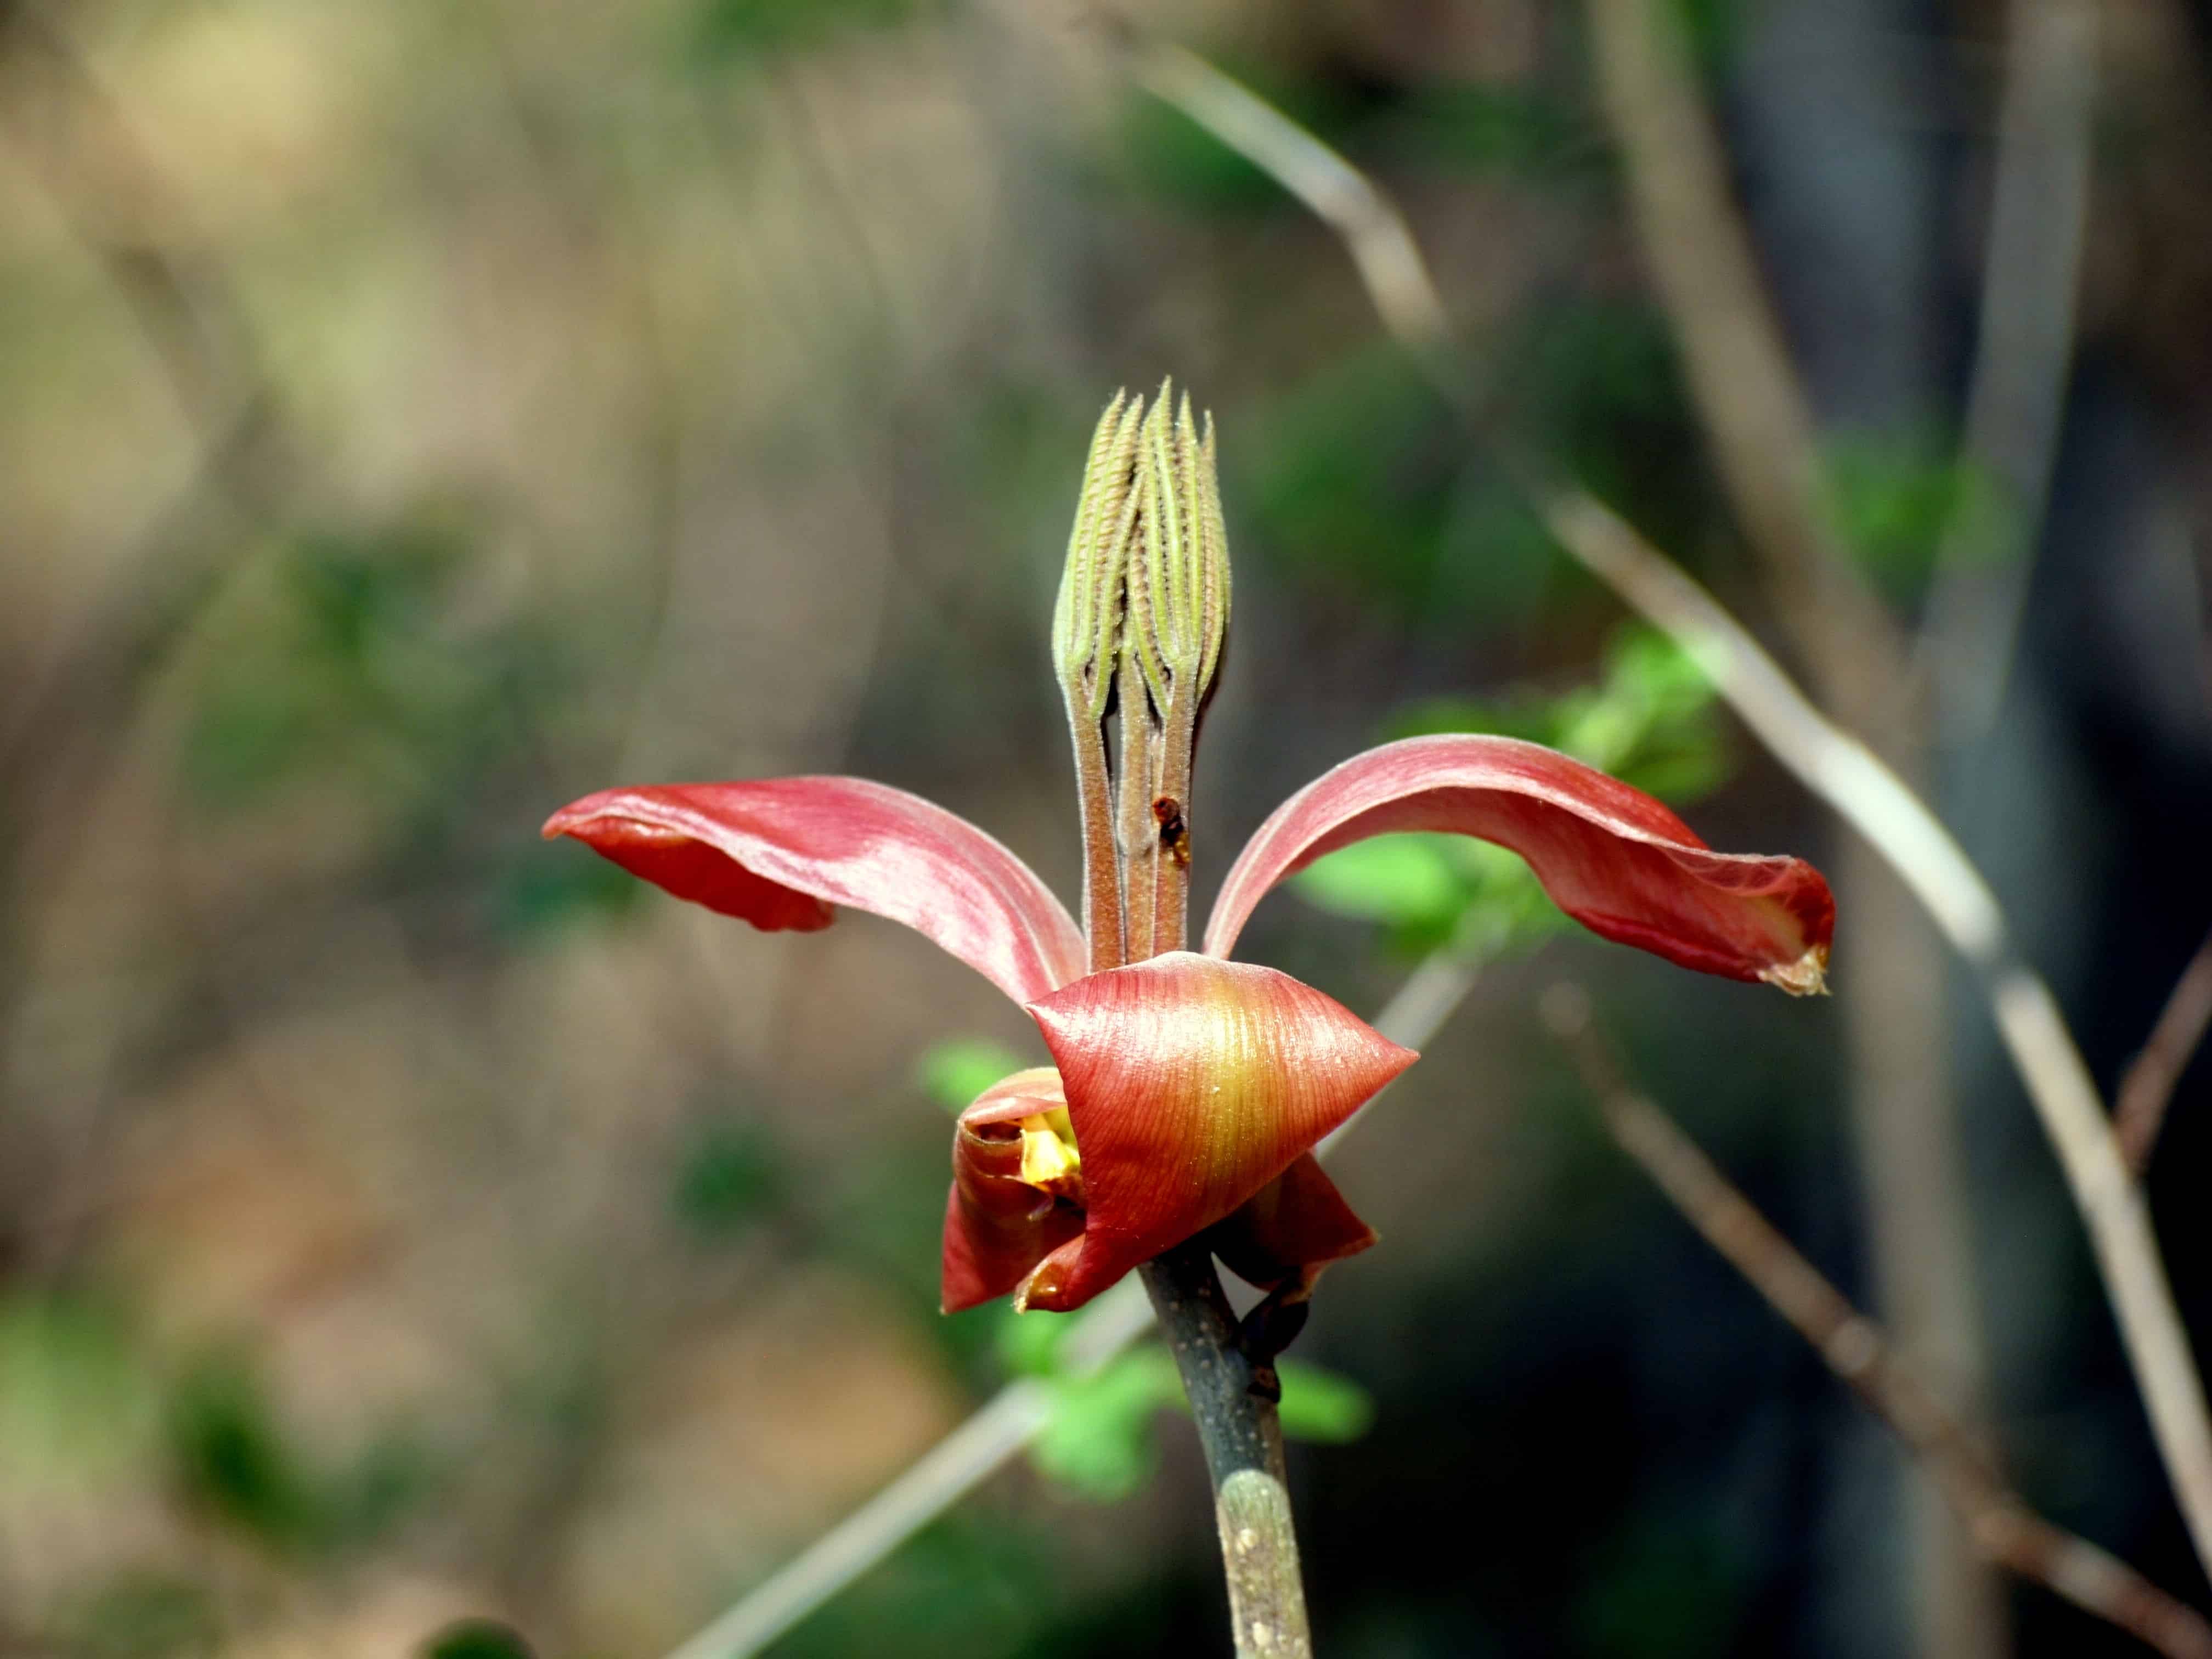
[1067,707,1124,973]
[1116,652,1161,962]
[1128,601,1309,1651]
[1150,686,1198,951]
[2116,923,2212,1175]
[1141,1243,1312,1659]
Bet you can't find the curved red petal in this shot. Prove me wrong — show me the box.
[1018,953,1415,1312]
[1205,1154,1376,1293]
[940,1070,1085,1313]
[955,1066,1068,1128]
[1204,735,1834,993]
[544,778,1087,1004]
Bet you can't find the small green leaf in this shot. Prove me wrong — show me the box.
[1292,835,1465,929]
[913,1039,1033,1114]
[1275,1359,1375,1444]
[994,1305,1068,1379]
[1029,1351,1182,1502]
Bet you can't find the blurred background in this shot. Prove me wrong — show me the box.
[3,0,2210,1655]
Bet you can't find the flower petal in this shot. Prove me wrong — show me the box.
[940,1070,1085,1314]
[1204,734,1834,992]
[1017,952,1415,1312]
[544,778,1088,1003]
[1204,1154,1376,1293]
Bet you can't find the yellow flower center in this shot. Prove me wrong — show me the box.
[1017,1108,1081,1190]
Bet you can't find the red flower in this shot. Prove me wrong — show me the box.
[547,382,1830,1318]
[544,734,1831,1313]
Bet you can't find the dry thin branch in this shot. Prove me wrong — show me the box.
[1541,478,2212,1576]
[1541,983,2212,1659]
[1578,6,2006,1643]
[1581,0,1904,706]
[2117,927,2212,1175]
[1917,0,2100,743]
[658,949,1483,1659]
[661,1381,1056,1659]
[1119,22,2212,1582]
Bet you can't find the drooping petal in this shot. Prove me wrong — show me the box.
[940,1069,1086,1314]
[1204,1154,1377,1294]
[1016,952,1415,1313]
[544,778,1087,1004]
[1204,734,1834,994]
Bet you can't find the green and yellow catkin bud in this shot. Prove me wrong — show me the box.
[1126,382,1232,718]
[1052,391,1145,724]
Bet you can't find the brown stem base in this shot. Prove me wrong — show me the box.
[1140,1244,1312,1658]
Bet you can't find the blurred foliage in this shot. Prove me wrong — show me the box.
[691,0,928,61]
[996,1310,1374,1503]
[167,1348,432,1555]
[1246,303,1707,639]
[1274,1357,1379,1444]
[1673,0,1754,74]
[767,1509,1110,1659]
[673,1118,786,1238]
[420,1621,536,1659]
[1489,297,1711,551]
[0,1293,160,1481]
[915,1039,1037,1115]
[1121,75,1312,212]
[50,1573,220,1659]
[1393,85,1595,183]
[1295,627,1730,955]
[1030,1348,1177,1502]
[1823,430,2013,607]
[1572,1501,1754,1659]
[183,519,524,811]
[178,515,608,950]
[1249,347,1558,635]
[1029,1351,1375,1503]
[168,1352,314,1544]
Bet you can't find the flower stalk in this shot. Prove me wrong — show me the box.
[546,383,1833,1659]
[1054,392,1144,972]
[1141,1242,1312,1659]
[1075,382,1309,1657]
[1115,647,1163,964]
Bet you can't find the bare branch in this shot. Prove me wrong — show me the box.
[1127,42,1453,361]
[2118,927,2212,1176]
[1917,0,2100,742]
[1575,6,2012,1638]
[1117,22,2212,1582]
[1541,984,2212,1659]
[1581,0,1904,701]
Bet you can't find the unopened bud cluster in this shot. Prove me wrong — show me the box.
[1052,380,1231,723]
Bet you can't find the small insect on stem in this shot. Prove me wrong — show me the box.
[1153,795,1190,869]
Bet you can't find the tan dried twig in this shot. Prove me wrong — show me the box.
[1542,984,2212,1659]
[2117,927,2212,1175]
[1121,22,2212,1582]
